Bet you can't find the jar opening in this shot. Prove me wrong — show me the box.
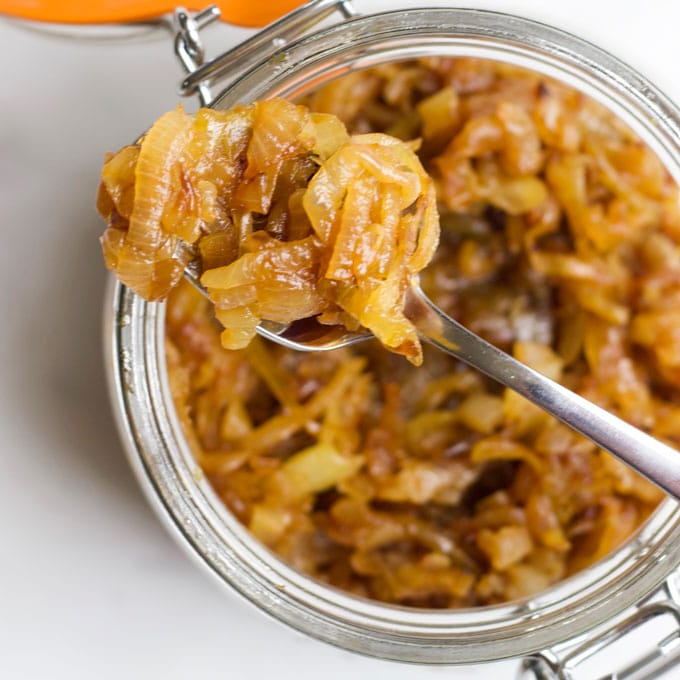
[107,7,680,664]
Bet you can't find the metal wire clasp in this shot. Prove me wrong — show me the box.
[173,5,221,105]
[519,574,680,680]
[171,0,356,108]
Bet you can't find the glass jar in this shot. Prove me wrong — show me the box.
[103,2,680,674]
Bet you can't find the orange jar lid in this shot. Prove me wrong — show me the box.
[0,0,305,27]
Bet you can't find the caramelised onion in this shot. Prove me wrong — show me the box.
[303,134,438,364]
[162,58,679,610]
[98,99,439,363]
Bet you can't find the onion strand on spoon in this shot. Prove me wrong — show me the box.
[98,99,439,364]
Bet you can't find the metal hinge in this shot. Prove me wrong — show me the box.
[173,5,222,105]
[519,574,680,680]
[171,0,357,107]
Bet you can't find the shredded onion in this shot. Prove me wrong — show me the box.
[104,57,679,609]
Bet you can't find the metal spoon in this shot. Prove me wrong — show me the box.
[184,263,680,500]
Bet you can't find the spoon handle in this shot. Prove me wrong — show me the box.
[407,285,680,500]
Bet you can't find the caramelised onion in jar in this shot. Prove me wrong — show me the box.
[163,57,676,609]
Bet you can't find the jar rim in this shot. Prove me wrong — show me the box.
[106,6,680,665]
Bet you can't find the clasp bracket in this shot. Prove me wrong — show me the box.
[171,0,356,107]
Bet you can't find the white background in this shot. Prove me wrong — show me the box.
[2,1,679,678]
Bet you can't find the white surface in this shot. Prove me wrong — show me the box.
[1,2,678,678]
